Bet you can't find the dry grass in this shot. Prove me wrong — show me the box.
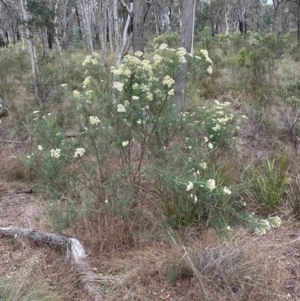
[85,224,299,301]
[0,239,89,301]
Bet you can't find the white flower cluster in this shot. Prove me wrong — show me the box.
[200,100,240,146]
[159,43,168,50]
[83,76,92,89]
[223,187,232,195]
[176,47,187,64]
[74,147,85,158]
[89,116,100,125]
[82,53,99,66]
[186,181,193,191]
[122,141,129,147]
[206,179,216,191]
[254,216,282,235]
[199,49,213,74]
[186,177,231,194]
[85,90,93,102]
[117,104,126,112]
[50,148,60,158]
[113,82,124,92]
[73,90,81,99]
[200,49,213,64]
[163,75,175,88]
[153,54,162,65]
[134,51,144,57]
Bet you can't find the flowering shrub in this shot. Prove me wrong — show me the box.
[27,42,246,231]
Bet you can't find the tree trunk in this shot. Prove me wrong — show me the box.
[117,2,133,66]
[75,5,82,40]
[173,0,196,114]
[20,0,40,104]
[108,3,114,51]
[77,0,94,55]
[54,0,62,55]
[132,0,146,54]
[113,0,120,53]
[97,0,108,61]
[61,0,69,50]
[180,0,195,54]
[298,0,300,44]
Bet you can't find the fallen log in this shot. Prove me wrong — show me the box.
[0,226,119,301]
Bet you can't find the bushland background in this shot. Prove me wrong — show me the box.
[1,0,300,300]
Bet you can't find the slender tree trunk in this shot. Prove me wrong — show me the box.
[108,4,114,51]
[77,0,94,55]
[225,8,230,34]
[180,0,195,53]
[61,0,69,49]
[113,0,120,53]
[132,0,146,54]
[97,0,108,61]
[20,0,40,104]
[298,0,300,44]
[54,0,62,55]
[173,0,196,114]
[117,2,133,66]
[75,5,82,40]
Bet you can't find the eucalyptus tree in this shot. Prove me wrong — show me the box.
[20,0,39,102]
[77,0,94,54]
[0,0,20,45]
[285,0,300,43]
[173,0,196,114]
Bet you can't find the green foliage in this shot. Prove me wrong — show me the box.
[236,39,277,88]
[0,46,30,100]
[26,0,55,33]
[244,158,288,214]
[286,176,300,220]
[278,78,300,148]
[151,157,236,229]
[152,33,179,48]
[199,100,242,148]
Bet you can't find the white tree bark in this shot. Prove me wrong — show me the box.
[116,2,133,67]
[113,0,120,53]
[77,0,94,55]
[61,0,69,49]
[108,2,114,51]
[20,0,40,103]
[173,0,196,114]
[224,6,231,34]
[96,0,108,61]
[54,0,62,55]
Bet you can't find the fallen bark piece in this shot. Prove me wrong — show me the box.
[0,226,107,301]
